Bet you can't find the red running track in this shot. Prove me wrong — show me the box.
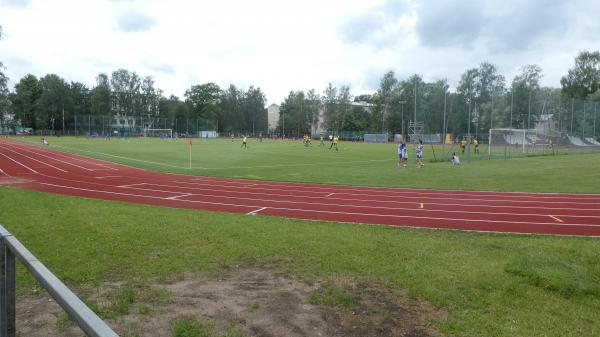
[1,139,600,236]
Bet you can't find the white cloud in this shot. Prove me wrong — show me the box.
[0,0,598,104]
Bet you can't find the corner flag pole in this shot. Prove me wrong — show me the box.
[188,137,192,169]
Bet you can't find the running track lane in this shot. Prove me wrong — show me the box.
[1,139,600,236]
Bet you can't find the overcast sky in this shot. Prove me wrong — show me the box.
[1,0,599,104]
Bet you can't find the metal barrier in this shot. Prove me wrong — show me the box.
[0,225,119,337]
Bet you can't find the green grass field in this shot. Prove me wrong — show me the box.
[2,136,600,336]
[1,188,599,337]
[10,136,600,193]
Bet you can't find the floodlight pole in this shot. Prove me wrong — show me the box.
[414,77,417,126]
[527,90,531,130]
[442,89,447,154]
[594,102,597,139]
[558,96,562,133]
[582,101,586,139]
[570,97,574,135]
[509,85,514,129]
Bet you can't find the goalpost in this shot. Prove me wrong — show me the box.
[144,128,174,138]
[488,128,528,156]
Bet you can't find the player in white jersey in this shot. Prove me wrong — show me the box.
[415,139,424,168]
[451,152,461,165]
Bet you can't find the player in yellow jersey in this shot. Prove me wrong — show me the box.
[460,137,467,154]
[329,135,339,151]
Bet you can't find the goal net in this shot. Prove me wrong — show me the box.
[488,128,557,157]
[364,133,387,143]
[144,128,173,138]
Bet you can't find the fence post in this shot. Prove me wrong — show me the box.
[0,233,16,337]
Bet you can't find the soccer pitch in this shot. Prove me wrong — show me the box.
[10,135,600,193]
[1,136,600,337]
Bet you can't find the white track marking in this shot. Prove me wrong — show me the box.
[42,145,191,169]
[20,147,118,171]
[549,215,564,223]
[246,207,267,215]
[33,182,600,228]
[131,182,600,212]
[117,183,147,188]
[2,147,68,172]
[12,149,96,172]
[0,152,39,173]
[152,181,600,207]
[4,139,600,198]
[168,180,600,203]
[325,193,335,197]
[94,175,122,179]
[166,193,192,200]
[113,184,600,220]
[0,167,7,176]
[171,179,600,200]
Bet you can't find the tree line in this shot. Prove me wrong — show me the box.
[0,68,268,135]
[1,50,599,138]
[278,50,600,139]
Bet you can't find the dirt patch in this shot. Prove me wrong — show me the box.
[16,265,445,337]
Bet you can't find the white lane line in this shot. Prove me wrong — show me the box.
[166,193,192,200]
[246,207,267,215]
[15,146,96,171]
[20,147,118,171]
[34,182,600,228]
[2,147,68,172]
[170,180,600,201]
[143,182,600,209]
[117,183,147,188]
[5,139,600,199]
[325,193,335,197]
[0,167,7,176]
[41,144,191,169]
[95,175,122,179]
[139,185,600,220]
[0,152,39,173]
[549,215,564,223]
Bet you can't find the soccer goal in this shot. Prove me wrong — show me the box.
[144,128,173,138]
[364,133,388,143]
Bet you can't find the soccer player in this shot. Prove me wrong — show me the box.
[473,137,479,154]
[231,132,235,142]
[397,142,404,167]
[320,135,324,146]
[241,135,248,149]
[401,142,408,167]
[460,137,467,154]
[329,135,339,151]
[415,139,424,168]
[451,152,460,165]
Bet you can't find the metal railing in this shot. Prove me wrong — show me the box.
[0,225,119,337]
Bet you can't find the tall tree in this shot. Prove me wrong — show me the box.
[218,84,243,133]
[0,62,10,129]
[242,86,267,135]
[184,82,222,120]
[36,74,72,133]
[70,82,90,116]
[110,69,141,117]
[11,74,41,129]
[90,73,111,116]
[322,83,338,131]
[511,64,543,129]
[561,50,600,99]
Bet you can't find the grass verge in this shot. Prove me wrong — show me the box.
[1,187,599,336]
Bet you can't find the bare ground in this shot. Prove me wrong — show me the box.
[16,265,445,337]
